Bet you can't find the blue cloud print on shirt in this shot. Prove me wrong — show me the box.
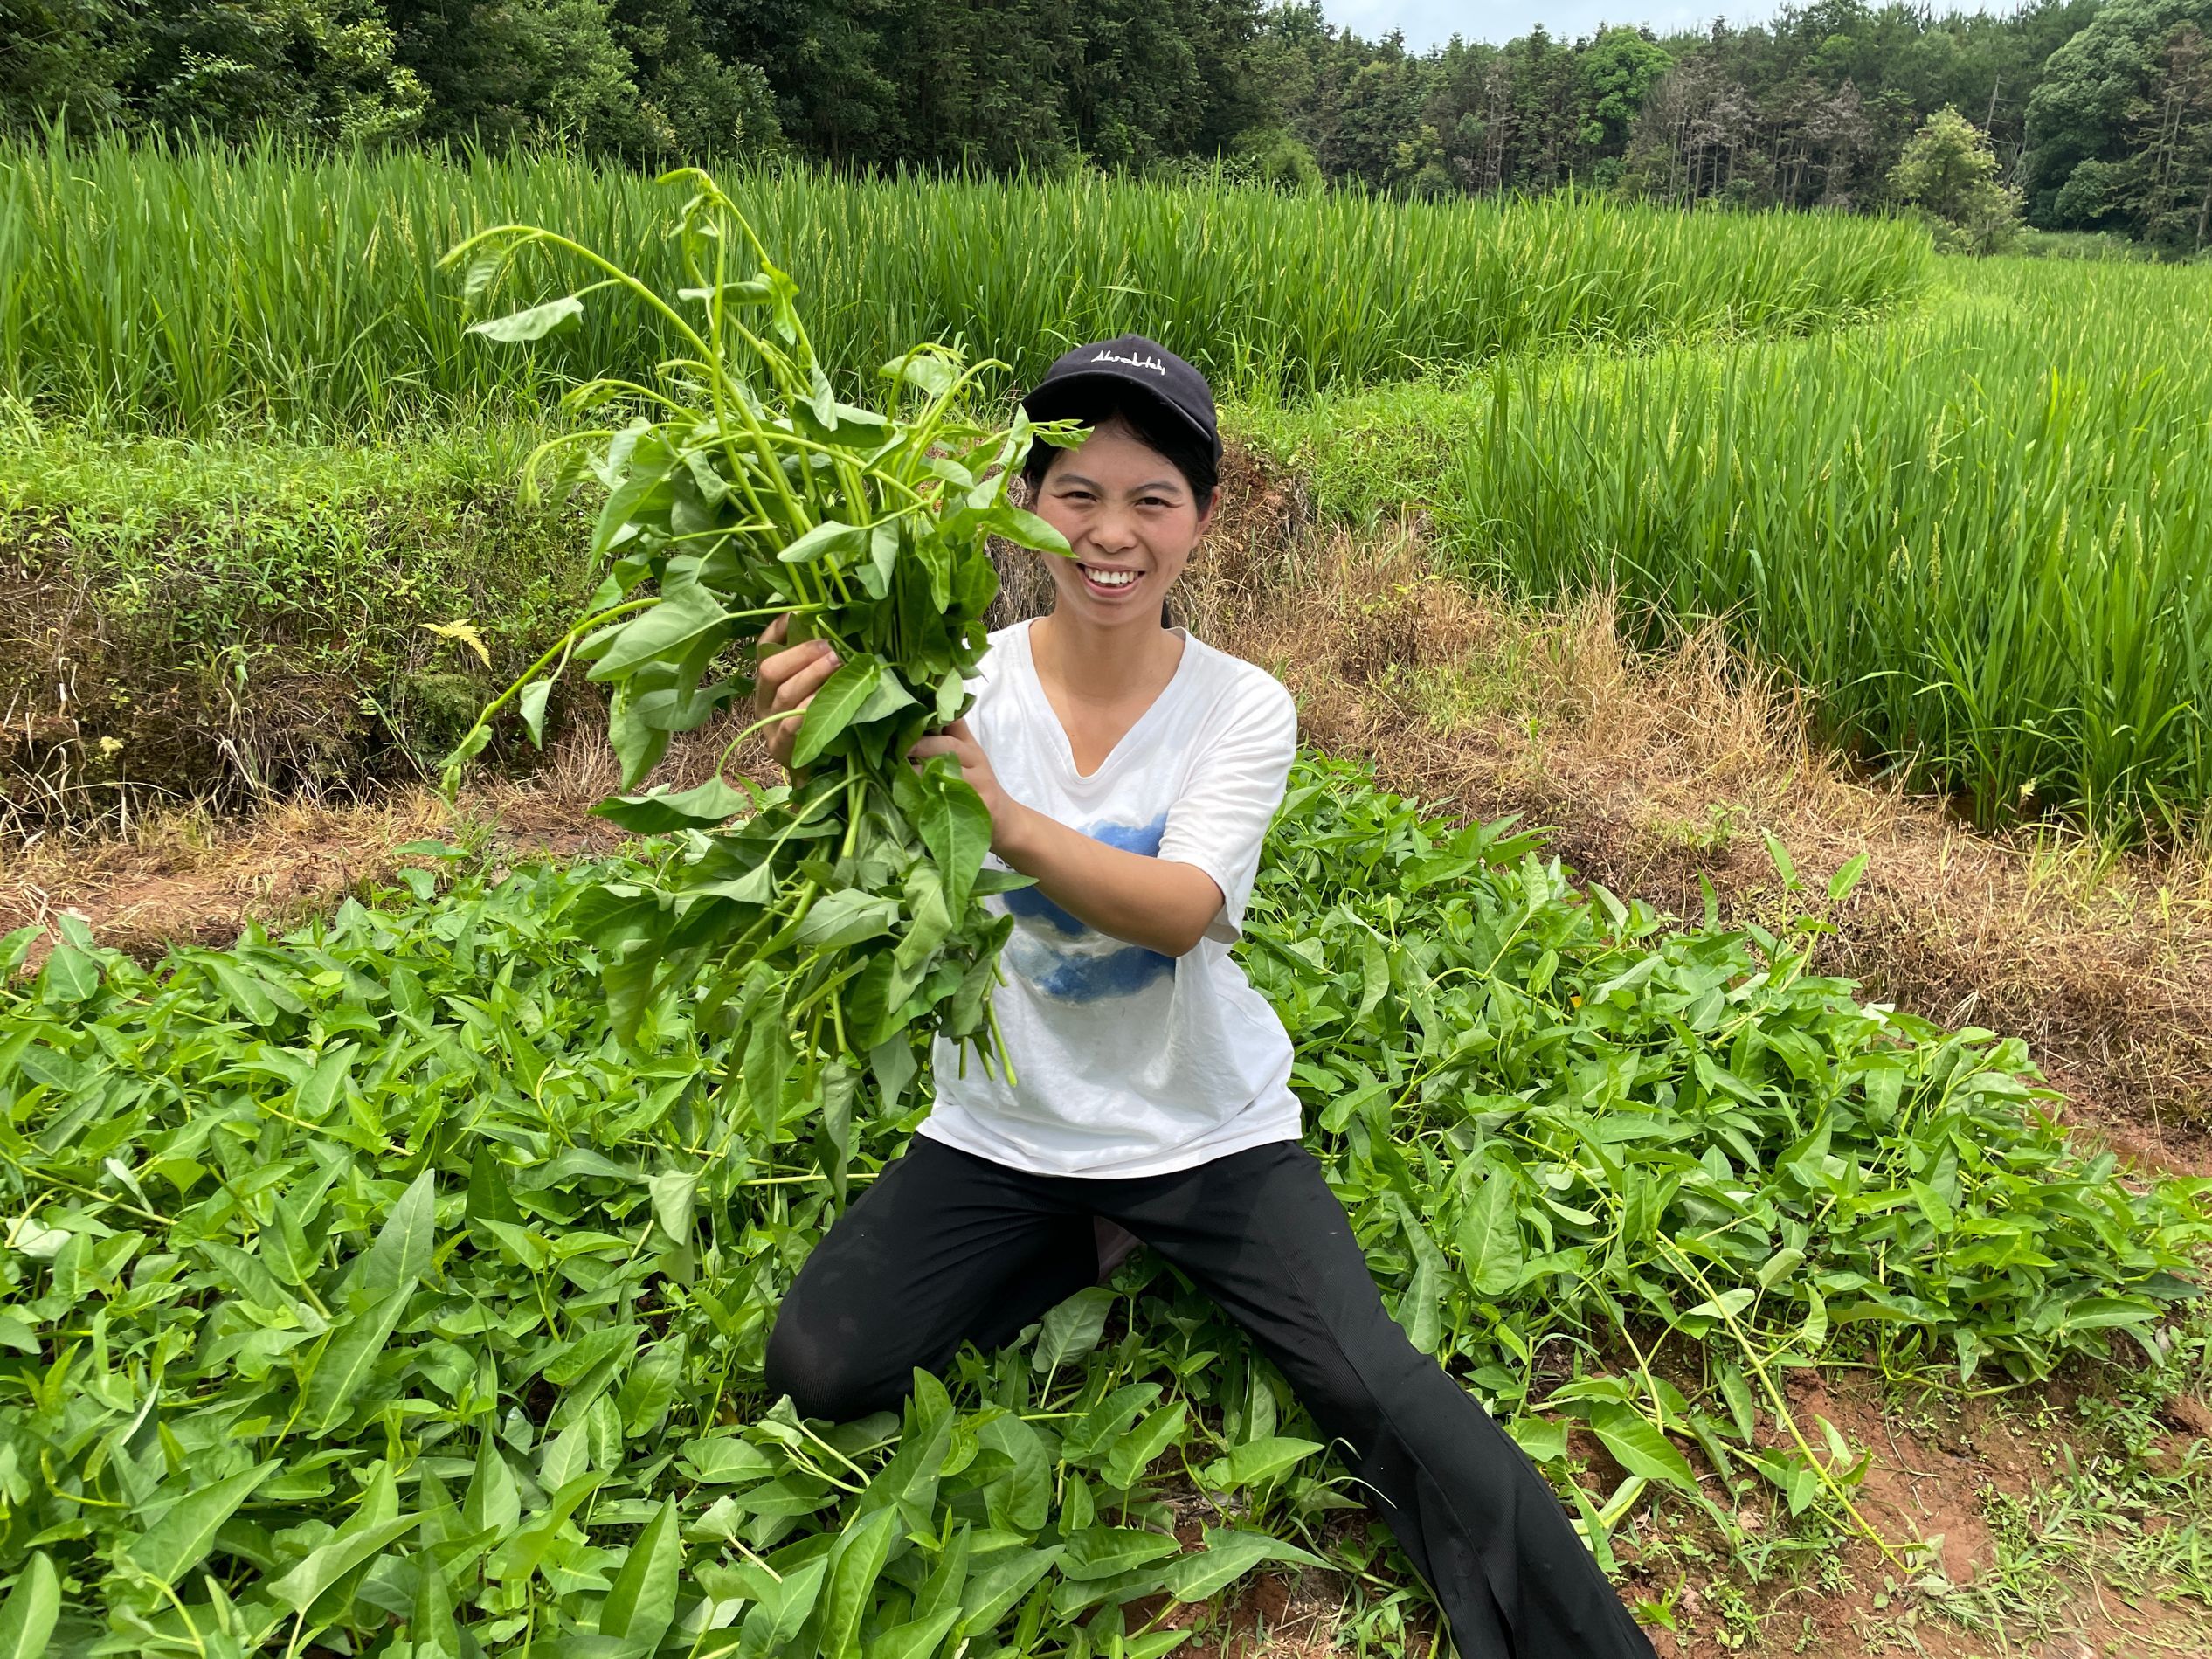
[1000,813,1175,1001]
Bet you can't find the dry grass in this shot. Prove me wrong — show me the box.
[0,709,766,962]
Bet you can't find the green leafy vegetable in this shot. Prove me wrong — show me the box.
[439,172,1075,1215]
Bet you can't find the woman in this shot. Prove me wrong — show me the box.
[755,336,1659,1659]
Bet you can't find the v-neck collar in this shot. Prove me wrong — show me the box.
[1013,617,1195,783]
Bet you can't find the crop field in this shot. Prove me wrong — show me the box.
[0,135,1927,435]
[1241,257,2212,840]
[6,759,2206,1655]
[4,143,2212,1659]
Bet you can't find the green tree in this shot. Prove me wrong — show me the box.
[391,0,770,157]
[1891,103,2022,252]
[2129,20,2212,249]
[611,0,781,156]
[2022,0,2212,225]
[692,0,896,162]
[1578,24,1670,150]
[134,0,426,142]
[2,0,136,131]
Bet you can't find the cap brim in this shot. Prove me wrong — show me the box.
[1021,371,1218,457]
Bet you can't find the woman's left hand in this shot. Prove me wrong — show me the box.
[908,718,1021,851]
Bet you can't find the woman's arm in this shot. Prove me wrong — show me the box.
[757,619,1228,957]
[908,719,1223,958]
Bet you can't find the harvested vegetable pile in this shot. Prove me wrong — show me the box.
[3,755,2207,1655]
[439,169,1074,1207]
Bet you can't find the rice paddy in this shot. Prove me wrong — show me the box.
[1238,258,2212,837]
[0,133,1927,436]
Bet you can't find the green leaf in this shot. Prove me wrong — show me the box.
[790,656,883,768]
[594,777,754,833]
[1682,1287,1756,1323]
[519,676,556,747]
[599,1496,680,1648]
[1206,1435,1324,1493]
[858,1371,954,1532]
[777,519,870,567]
[989,503,1073,556]
[1165,1527,1324,1603]
[957,1545,1062,1633]
[463,1442,521,1538]
[1586,1402,1699,1495]
[795,890,902,950]
[1103,1402,1187,1491]
[677,1436,778,1485]
[649,1169,700,1245]
[1504,1415,1568,1464]
[1032,1286,1116,1374]
[544,1322,639,1385]
[1762,830,1801,892]
[1392,1194,1448,1354]
[879,351,957,397]
[741,1557,827,1659]
[411,1542,462,1659]
[1457,1164,1525,1297]
[1826,852,1869,902]
[1757,1247,1808,1289]
[586,584,731,683]
[976,1414,1052,1532]
[470,294,584,342]
[268,1512,425,1617]
[350,1168,436,1304]
[125,1462,278,1585]
[1060,1526,1181,1581]
[38,943,100,1005]
[863,1607,960,1659]
[819,1504,900,1659]
[0,1552,59,1659]
[915,768,992,914]
[301,1282,414,1436]
[852,669,920,725]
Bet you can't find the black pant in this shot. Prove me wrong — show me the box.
[765,1137,1658,1659]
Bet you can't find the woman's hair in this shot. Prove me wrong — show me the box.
[1019,384,1220,513]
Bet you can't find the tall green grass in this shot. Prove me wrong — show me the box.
[0,132,1930,435]
[1242,259,2212,837]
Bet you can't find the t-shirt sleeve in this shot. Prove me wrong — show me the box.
[1157,675,1299,944]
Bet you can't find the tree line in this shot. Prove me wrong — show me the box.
[3,0,2207,251]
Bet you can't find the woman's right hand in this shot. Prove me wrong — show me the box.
[753,614,842,771]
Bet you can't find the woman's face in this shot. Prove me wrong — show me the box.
[1031,416,1213,632]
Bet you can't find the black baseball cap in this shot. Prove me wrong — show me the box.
[1021,335,1220,466]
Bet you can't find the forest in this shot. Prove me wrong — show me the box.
[3,0,2209,251]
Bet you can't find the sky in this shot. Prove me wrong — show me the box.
[1318,1,2008,52]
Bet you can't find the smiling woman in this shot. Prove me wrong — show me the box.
[1017,334,1226,634]
[756,335,1665,1659]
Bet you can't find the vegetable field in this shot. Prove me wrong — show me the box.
[6,757,2203,1655]
[0,134,1927,436]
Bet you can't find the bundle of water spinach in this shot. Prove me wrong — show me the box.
[441,169,1074,1186]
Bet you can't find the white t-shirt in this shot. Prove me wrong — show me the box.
[916,617,1303,1178]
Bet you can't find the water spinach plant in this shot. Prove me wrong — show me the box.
[438,168,1076,1193]
[3,759,2208,1656]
